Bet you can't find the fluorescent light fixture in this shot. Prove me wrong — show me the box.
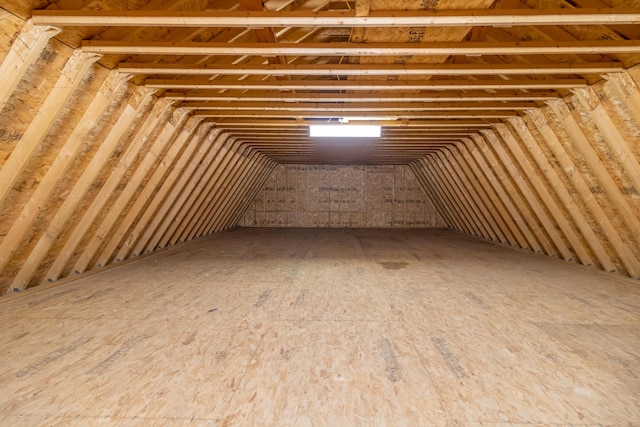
[309,124,381,138]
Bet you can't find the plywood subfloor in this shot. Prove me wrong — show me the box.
[1,228,638,426]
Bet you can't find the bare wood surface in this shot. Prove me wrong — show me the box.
[83,40,640,56]
[31,8,640,27]
[3,228,638,425]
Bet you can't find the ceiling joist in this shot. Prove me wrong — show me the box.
[83,40,640,56]
[147,78,586,90]
[117,62,625,76]
[31,9,640,28]
[27,2,633,163]
[179,101,537,111]
[163,91,561,102]
[207,119,494,127]
[193,110,518,118]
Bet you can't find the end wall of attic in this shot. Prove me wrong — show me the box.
[242,164,447,228]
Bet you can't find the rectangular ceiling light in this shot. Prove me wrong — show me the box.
[309,125,381,138]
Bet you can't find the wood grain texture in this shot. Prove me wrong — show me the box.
[242,164,445,228]
[1,228,638,425]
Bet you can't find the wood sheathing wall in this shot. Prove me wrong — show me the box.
[410,69,640,279]
[242,164,446,228]
[1,2,640,294]
[0,10,276,294]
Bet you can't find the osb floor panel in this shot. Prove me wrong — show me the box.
[0,228,638,426]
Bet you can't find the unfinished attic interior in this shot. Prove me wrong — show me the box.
[1,0,640,424]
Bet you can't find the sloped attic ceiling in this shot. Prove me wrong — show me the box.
[0,0,639,294]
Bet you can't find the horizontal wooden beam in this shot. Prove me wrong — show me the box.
[118,62,625,76]
[228,130,476,136]
[230,134,457,139]
[246,146,450,150]
[221,127,481,134]
[32,9,640,28]
[244,149,444,154]
[148,78,586,90]
[236,141,460,149]
[83,40,640,56]
[164,90,560,102]
[210,119,493,127]
[193,109,518,118]
[223,133,474,140]
[180,101,537,111]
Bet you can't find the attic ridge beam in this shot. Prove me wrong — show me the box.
[31,8,640,27]
[163,91,560,102]
[83,40,640,56]
[147,79,586,90]
[117,62,625,76]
